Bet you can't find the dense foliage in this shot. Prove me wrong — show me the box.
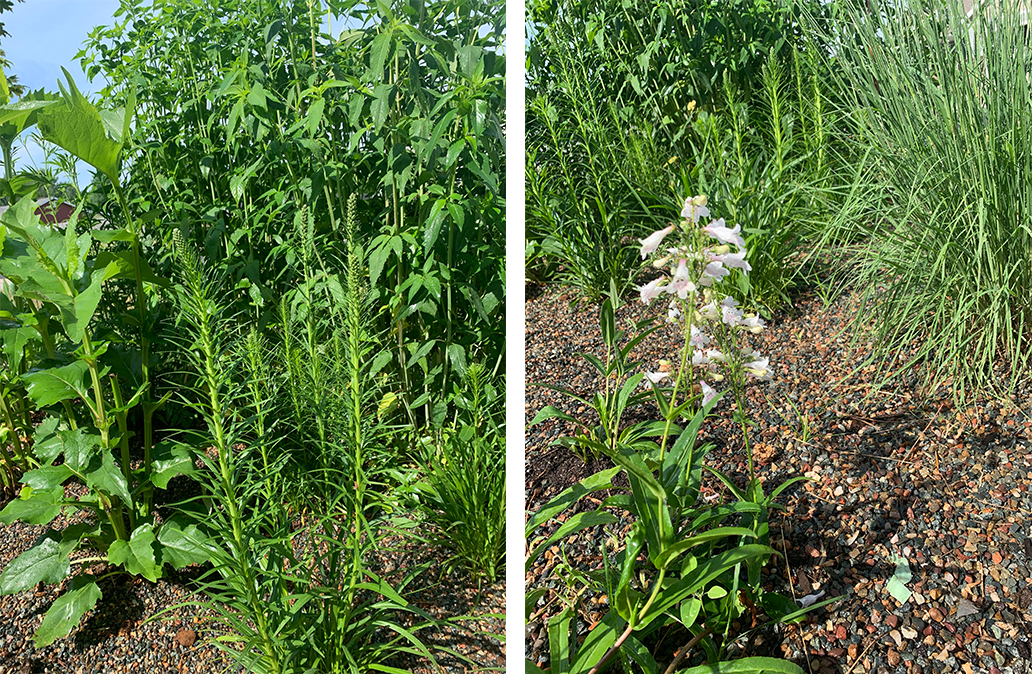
[0,0,505,668]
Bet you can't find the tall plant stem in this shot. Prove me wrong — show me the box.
[33,311,77,429]
[112,183,154,512]
[0,392,30,471]
[588,568,667,674]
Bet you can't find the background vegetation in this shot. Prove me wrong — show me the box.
[0,0,505,670]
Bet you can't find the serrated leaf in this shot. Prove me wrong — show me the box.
[36,68,122,185]
[0,486,64,525]
[157,518,212,570]
[22,360,89,407]
[371,84,392,133]
[85,451,131,505]
[34,578,101,647]
[149,440,194,489]
[108,523,160,581]
[0,530,74,594]
[56,428,101,473]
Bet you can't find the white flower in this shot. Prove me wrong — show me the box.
[713,249,751,273]
[740,315,765,333]
[667,303,682,323]
[690,325,710,348]
[721,304,743,326]
[666,259,696,299]
[681,195,711,224]
[643,371,669,389]
[701,380,717,405]
[691,350,710,366]
[639,225,675,259]
[744,355,772,381]
[702,260,730,284]
[705,348,727,363]
[698,301,720,322]
[702,218,746,247]
[638,278,666,305]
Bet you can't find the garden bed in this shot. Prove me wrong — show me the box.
[0,502,504,674]
[525,283,1032,674]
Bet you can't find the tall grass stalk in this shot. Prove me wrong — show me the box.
[821,0,1032,395]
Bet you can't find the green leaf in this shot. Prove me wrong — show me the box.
[36,68,123,185]
[886,553,912,604]
[65,267,108,343]
[149,440,194,489]
[679,597,703,629]
[369,31,393,76]
[568,611,623,674]
[30,417,62,464]
[548,607,573,673]
[0,530,74,594]
[157,517,212,569]
[423,198,447,250]
[34,578,102,647]
[526,511,617,572]
[446,343,467,378]
[107,523,161,582]
[677,656,806,673]
[22,361,89,408]
[85,451,132,505]
[525,467,620,537]
[55,428,101,473]
[19,465,73,491]
[305,97,325,137]
[0,486,65,525]
[652,527,759,571]
[371,84,393,132]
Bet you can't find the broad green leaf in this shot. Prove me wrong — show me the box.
[149,440,194,489]
[423,198,447,250]
[525,661,547,674]
[679,597,703,629]
[93,251,169,287]
[548,607,573,673]
[369,31,393,76]
[371,84,393,133]
[85,451,132,505]
[639,545,776,629]
[36,68,122,185]
[678,656,806,673]
[652,527,759,571]
[65,267,110,343]
[0,530,74,594]
[30,416,62,464]
[0,486,65,525]
[157,518,212,569]
[446,343,467,378]
[107,523,161,582]
[305,97,325,137]
[22,361,89,408]
[19,465,73,491]
[55,428,101,473]
[568,611,623,674]
[34,578,102,647]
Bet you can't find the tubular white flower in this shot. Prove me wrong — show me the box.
[740,315,765,333]
[701,380,718,405]
[702,218,746,247]
[714,249,752,273]
[666,259,696,298]
[638,277,666,305]
[643,371,669,389]
[681,196,711,224]
[639,225,676,259]
[744,355,772,381]
[690,325,710,348]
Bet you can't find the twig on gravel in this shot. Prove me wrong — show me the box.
[843,636,878,674]
[661,626,716,674]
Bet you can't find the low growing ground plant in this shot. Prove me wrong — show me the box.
[527,196,833,673]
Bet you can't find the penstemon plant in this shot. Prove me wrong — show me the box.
[527,197,831,674]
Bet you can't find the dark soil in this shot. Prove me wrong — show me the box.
[525,283,1032,674]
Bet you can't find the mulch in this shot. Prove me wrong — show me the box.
[525,282,1032,674]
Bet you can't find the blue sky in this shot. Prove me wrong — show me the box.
[3,0,121,171]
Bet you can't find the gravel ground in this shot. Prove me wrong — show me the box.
[525,283,1032,674]
[0,484,504,673]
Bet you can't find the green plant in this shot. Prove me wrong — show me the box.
[81,0,506,419]
[417,362,505,584]
[818,0,1032,396]
[525,197,832,672]
[169,213,434,673]
[0,72,208,646]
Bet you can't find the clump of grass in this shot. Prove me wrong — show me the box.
[417,362,505,584]
[821,0,1032,396]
